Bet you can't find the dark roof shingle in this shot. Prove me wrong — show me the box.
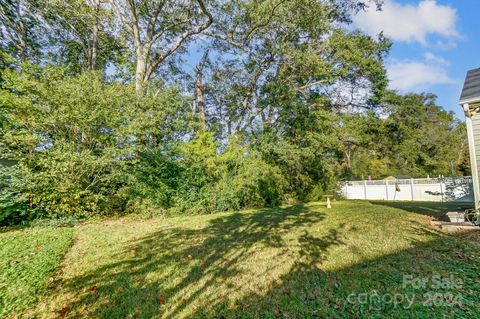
[460,67,480,102]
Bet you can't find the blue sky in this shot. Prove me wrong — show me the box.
[353,0,480,118]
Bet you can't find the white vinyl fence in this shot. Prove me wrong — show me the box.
[340,177,473,202]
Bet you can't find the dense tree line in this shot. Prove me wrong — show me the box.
[0,0,468,224]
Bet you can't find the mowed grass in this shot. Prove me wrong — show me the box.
[0,226,73,317]
[4,201,480,318]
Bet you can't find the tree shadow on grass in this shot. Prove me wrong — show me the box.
[50,204,337,318]
[369,201,473,218]
[43,203,480,318]
[198,228,480,318]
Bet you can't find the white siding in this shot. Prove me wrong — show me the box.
[472,114,480,180]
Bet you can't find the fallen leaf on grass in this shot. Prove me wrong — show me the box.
[455,252,469,260]
[59,307,69,318]
[91,286,97,293]
[159,295,166,305]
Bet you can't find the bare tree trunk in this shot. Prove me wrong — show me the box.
[194,51,208,127]
[90,0,100,70]
[135,53,147,93]
[16,0,27,62]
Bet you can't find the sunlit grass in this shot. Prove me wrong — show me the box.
[6,201,480,318]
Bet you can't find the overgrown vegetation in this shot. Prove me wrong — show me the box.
[5,201,477,318]
[0,0,469,224]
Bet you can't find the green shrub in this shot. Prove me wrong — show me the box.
[0,68,188,221]
[124,149,178,216]
[173,135,287,213]
[212,152,287,211]
[170,131,221,214]
[0,165,29,225]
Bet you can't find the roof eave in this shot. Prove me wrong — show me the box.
[459,96,480,106]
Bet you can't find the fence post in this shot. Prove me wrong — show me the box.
[385,180,389,200]
[410,178,414,201]
[364,180,367,200]
[439,178,444,202]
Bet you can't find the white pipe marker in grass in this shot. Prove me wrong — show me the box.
[323,195,333,208]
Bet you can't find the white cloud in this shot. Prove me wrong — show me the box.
[435,39,458,50]
[387,60,454,92]
[353,0,460,45]
[424,52,449,65]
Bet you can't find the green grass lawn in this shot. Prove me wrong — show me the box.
[2,201,480,318]
[0,226,73,317]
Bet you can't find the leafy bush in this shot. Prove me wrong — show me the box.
[168,133,288,214]
[124,149,178,216]
[171,131,221,214]
[211,150,287,211]
[0,68,188,221]
[0,165,29,225]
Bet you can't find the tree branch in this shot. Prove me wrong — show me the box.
[144,0,213,81]
[107,0,133,34]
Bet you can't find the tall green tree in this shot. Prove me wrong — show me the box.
[201,0,389,138]
[383,92,467,177]
[335,92,469,179]
[43,0,124,72]
[0,0,44,62]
